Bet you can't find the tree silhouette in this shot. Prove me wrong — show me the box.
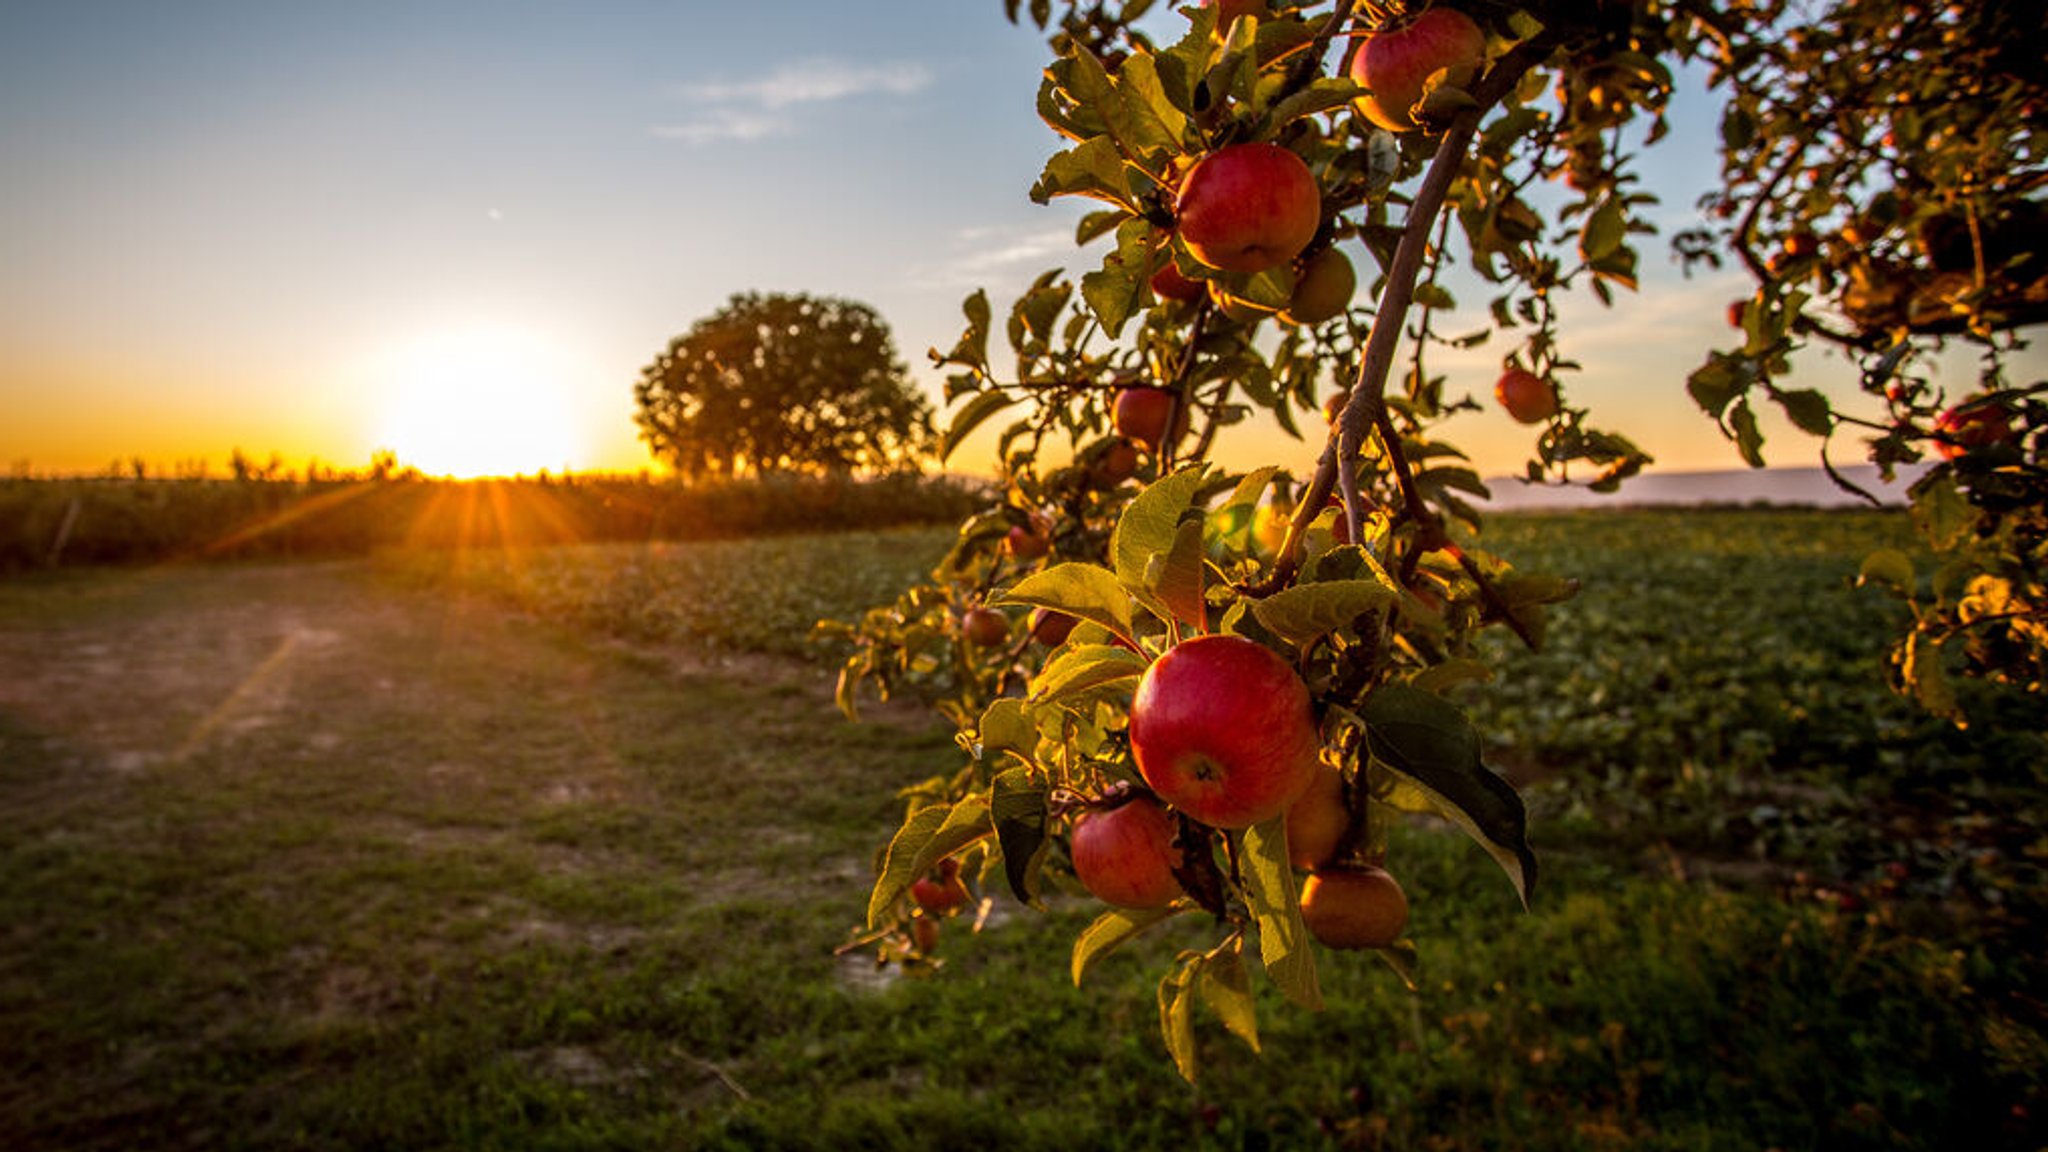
[633,292,935,479]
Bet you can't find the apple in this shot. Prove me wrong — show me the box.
[1114,386,1190,451]
[910,914,941,955]
[911,865,970,914]
[1727,299,1747,329]
[1174,143,1323,274]
[1285,762,1349,872]
[1030,607,1078,647]
[1091,437,1142,487]
[1494,367,1557,424]
[1203,0,1268,33]
[1070,796,1186,909]
[1003,522,1050,561]
[1150,258,1206,303]
[1349,7,1486,134]
[1300,865,1409,950]
[962,607,1010,647]
[1933,400,2015,460]
[1281,246,1357,326]
[1129,634,1322,829]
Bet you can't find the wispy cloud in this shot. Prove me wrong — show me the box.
[651,60,933,145]
[905,225,1082,291]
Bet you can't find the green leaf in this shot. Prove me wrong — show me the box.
[935,289,992,369]
[1730,398,1766,468]
[1083,217,1154,337]
[991,767,1050,905]
[1112,463,1213,591]
[1150,516,1209,630]
[1158,961,1200,1083]
[1031,134,1134,209]
[1856,549,1916,598]
[999,562,1136,642]
[977,698,1040,763]
[1251,579,1399,646]
[1910,473,1976,552]
[1109,51,1188,157]
[1777,388,1834,436]
[1903,632,1960,721]
[1686,355,1745,418]
[1238,817,1322,1010]
[867,799,994,927]
[1266,76,1364,127]
[1072,905,1178,985]
[1029,643,1150,705]
[1197,944,1261,1053]
[1362,684,1537,908]
[1581,196,1627,263]
[941,391,1017,462]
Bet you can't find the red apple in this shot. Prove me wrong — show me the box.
[1003,522,1050,561]
[1494,367,1557,424]
[1092,437,1142,487]
[1070,796,1186,909]
[1114,386,1190,451]
[1933,400,2015,460]
[1129,634,1322,829]
[1281,246,1357,326]
[1350,8,1486,134]
[1174,144,1323,274]
[962,607,1010,647]
[910,914,941,954]
[1203,0,1268,33]
[1150,258,1205,303]
[1285,762,1349,872]
[911,869,970,914]
[1029,607,1078,647]
[1300,865,1408,950]
[1727,299,1747,329]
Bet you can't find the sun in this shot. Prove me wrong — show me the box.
[376,326,585,479]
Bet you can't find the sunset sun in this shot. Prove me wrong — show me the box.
[376,327,584,479]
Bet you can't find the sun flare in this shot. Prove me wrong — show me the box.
[376,326,585,479]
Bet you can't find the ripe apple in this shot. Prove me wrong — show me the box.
[1129,634,1322,829]
[1300,865,1409,950]
[1727,299,1747,329]
[911,867,970,915]
[1203,0,1268,33]
[1003,522,1050,561]
[1029,607,1078,647]
[1349,7,1486,133]
[962,607,1010,647]
[1175,143,1323,274]
[1933,400,2015,460]
[1285,762,1349,872]
[1494,367,1557,424]
[1150,258,1206,303]
[1092,437,1142,487]
[1114,386,1191,451]
[1281,246,1357,326]
[1070,796,1186,909]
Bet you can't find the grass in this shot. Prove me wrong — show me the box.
[1,515,2043,1149]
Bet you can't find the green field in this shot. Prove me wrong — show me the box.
[2,512,2042,1149]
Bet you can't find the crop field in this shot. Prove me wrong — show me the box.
[2,510,2043,1150]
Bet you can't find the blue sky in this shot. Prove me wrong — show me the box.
[2,2,2026,483]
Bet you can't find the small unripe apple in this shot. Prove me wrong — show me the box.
[1003,522,1050,561]
[1300,865,1408,950]
[1114,386,1190,451]
[1281,247,1357,326]
[1129,634,1322,829]
[1494,367,1557,424]
[1285,762,1349,872]
[1350,7,1486,133]
[1175,144,1323,274]
[1150,258,1205,303]
[1029,607,1077,647]
[962,607,1010,647]
[1933,400,2015,460]
[1071,796,1185,909]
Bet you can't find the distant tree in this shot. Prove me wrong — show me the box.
[633,292,936,479]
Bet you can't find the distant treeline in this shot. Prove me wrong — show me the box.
[0,471,990,570]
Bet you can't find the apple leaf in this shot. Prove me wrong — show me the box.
[1030,134,1135,210]
[1105,50,1188,160]
[1581,195,1627,263]
[1361,684,1537,909]
[1251,579,1398,646]
[1147,517,1208,631]
[976,698,1040,765]
[1856,548,1916,599]
[1029,643,1149,706]
[1776,387,1834,436]
[941,391,1017,463]
[1238,816,1322,1011]
[1158,961,1200,1083]
[1197,942,1261,1053]
[933,289,991,371]
[1112,463,1212,592]
[990,767,1050,905]
[865,795,993,928]
[1071,905,1179,986]
[999,562,1135,642]
[1266,76,1364,128]
[1730,398,1767,468]
[1083,218,1154,337]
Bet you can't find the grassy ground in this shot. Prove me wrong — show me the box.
[1,520,2042,1149]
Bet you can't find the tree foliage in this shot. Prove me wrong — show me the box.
[633,292,935,480]
[829,0,2045,1079]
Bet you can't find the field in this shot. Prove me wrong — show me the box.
[2,512,2043,1150]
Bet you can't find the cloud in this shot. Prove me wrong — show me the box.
[651,60,933,145]
[905,225,1082,291]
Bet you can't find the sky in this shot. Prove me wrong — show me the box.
[2,1,2036,487]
